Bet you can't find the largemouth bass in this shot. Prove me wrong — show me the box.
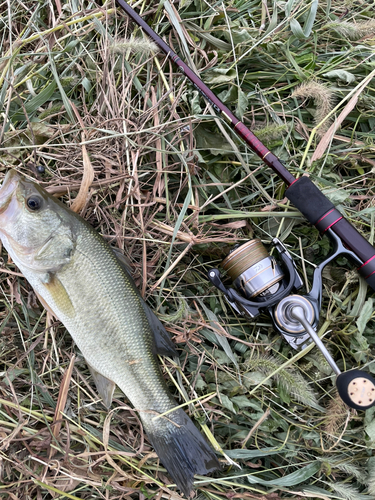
[0,170,219,496]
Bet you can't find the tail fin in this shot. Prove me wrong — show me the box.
[144,407,220,497]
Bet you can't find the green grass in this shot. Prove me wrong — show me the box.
[1,0,375,498]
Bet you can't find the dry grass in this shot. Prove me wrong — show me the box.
[1,0,375,498]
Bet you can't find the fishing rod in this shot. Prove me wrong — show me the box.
[111,0,375,410]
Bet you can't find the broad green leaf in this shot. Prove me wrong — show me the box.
[231,395,254,408]
[350,277,368,317]
[323,69,356,83]
[4,368,28,383]
[289,18,306,39]
[322,188,349,205]
[225,447,287,459]
[214,349,234,366]
[356,298,374,334]
[352,329,369,363]
[25,81,57,114]
[236,89,248,119]
[93,17,109,37]
[185,21,231,51]
[301,1,319,38]
[195,375,207,390]
[220,393,236,413]
[82,77,92,92]
[223,28,252,44]
[218,85,237,104]
[247,461,321,486]
[204,68,237,84]
[190,90,202,114]
[63,39,80,52]
[48,56,74,121]
[195,125,232,155]
[264,0,280,36]
[365,418,375,441]
[287,0,318,39]
[285,0,298,16]
[199,302,239,369]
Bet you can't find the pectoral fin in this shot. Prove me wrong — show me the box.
[43,274,75,318]
[87,363,116,409]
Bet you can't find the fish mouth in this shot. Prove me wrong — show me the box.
[0,170,21,214]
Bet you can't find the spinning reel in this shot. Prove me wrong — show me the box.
[208,230,375,411]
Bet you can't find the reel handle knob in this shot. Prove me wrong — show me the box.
[336,370,375,411]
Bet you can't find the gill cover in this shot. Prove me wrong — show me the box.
[0,170,76,274]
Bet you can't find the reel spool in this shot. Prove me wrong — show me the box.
[221,239,284,299]
[208,231,375,411]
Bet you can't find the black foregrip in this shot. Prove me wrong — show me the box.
[285,176,334,225]
[286,176,375,291]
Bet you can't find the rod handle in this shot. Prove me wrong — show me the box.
[286,176,375,289]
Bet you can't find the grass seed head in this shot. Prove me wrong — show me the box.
[323,481,366,500]
[110,36,159,56]
[246,354,318,407]
[327,20,375,40]
[291,80,335,137]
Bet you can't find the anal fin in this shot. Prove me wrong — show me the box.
[87,363,116,409]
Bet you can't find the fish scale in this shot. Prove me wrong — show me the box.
[0,170,219,496]
[50,224,172,415]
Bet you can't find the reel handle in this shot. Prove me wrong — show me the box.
[207,269,229,297]
[291,305,375,411]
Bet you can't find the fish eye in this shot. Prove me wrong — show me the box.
[26,195,43,211]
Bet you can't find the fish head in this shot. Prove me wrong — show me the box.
[0,170,76,273]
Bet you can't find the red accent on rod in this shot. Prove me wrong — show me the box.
[324,217,343,232]
[113,0,296,186]
[234,122,269,158]
[358,254,375,270]
[316,208,335,225]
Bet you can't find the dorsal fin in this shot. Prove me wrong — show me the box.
[112,248,178,358]
[142,301,178,357]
